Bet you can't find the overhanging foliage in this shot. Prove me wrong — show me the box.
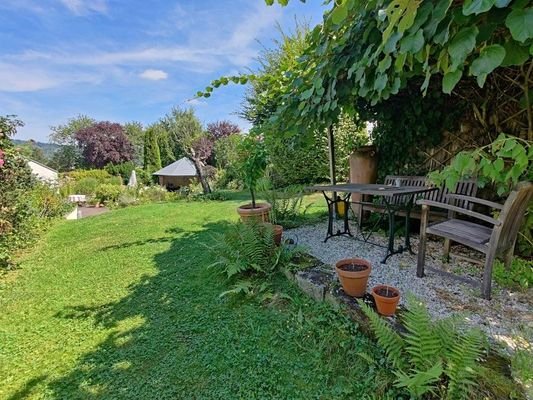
[199,0,532,140]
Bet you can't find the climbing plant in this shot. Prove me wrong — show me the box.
[198,0,532,141]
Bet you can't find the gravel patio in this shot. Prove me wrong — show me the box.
[288,221,532,353]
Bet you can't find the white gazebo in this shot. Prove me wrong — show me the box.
[153,157,197,190]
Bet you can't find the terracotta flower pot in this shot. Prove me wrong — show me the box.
[237,203,271,223]
[273,224,283,245]
[371,285,400,316]
[262,223,283,245]
[335,258,372,297]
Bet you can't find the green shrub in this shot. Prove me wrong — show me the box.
[493,258,533,291]
[72,177,99,196]
[136,169,155,185]
[137,186,172,203]
[105,162,136,184]
[66,169,112,182]
[202,191,229,201]
[116,188,139,208]
[359,296,486,399]
[103,176,123,186]
[429,134,532,258]
[207,222,294,298]
[30,183,72,220]
[95,184,123,204]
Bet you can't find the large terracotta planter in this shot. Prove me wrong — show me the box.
[335,258,372,297]
[371,285,400,316]
[237,203,271,223]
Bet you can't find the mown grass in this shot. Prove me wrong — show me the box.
[0,195,389,399]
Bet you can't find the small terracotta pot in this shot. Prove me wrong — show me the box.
[335,258,372,297]
[237,203,271,223]
[262,223,283,246]
[371,285,400,316]
[273,224,283,245]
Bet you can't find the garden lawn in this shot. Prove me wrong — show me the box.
[0,196,385,399]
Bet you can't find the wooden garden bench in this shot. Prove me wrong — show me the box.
[416,181,533,299]
[357,175,477,221]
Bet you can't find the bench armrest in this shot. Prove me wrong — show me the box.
[417,199,501,226]
[446,194,504,210]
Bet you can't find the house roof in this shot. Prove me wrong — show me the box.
[152,157,197,177]
[27,158,58,173]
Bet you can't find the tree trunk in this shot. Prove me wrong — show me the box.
[191,157,211,194]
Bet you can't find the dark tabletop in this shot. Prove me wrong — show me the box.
[307,183,437,196]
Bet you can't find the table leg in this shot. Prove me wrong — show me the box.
[382,197,396,264]
[404,194,415,254]
[322,191,352,242]
[323,191,334,243]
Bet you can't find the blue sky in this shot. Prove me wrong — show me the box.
[0,0,325,142]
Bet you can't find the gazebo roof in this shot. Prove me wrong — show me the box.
[152,157,197,177]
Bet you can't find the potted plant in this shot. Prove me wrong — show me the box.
[371,285,400,316]
[236,135,271,222]
[335,258,372,297]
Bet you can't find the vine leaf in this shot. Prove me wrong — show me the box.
[494,0,511,6]
[442,69,462,94]
[448,26,479,68]
[505,8,533,42]
[331,2,348,25]
[501,39,530,66]
[463,0,496,16]
[400,30,425,53]
[470,44,506,77]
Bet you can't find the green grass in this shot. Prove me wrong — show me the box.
[0,197,387,399]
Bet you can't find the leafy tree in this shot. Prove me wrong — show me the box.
[156,125,176,167]
[75,122,134,168]
[49,145,81,172]
[49,114,95,146]
[237,135,267,207]
[124,121,145,165]
[207,120,241,140]
[143,124,162,172]
[49,115,95,170]
[0,116,35,268]
[161,107,212,194]
[16,140,48,164]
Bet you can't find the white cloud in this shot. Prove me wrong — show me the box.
[0,1,284,93]
[139,69,168,81]
[59,0,108,15]
[0,62,101,92]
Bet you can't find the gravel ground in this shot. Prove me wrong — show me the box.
[287,220,532,351]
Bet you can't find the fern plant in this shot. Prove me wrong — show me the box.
[359,296,485,400]
[206,222,294,298]
[258,177,311,227]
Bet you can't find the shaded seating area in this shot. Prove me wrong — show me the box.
[356,175,477,222]
[417,181,533,299]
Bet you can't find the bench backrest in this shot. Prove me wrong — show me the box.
[494,181,533,254]
[384,175,477,208]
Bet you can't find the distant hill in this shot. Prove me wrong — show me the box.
[12,140,62,158]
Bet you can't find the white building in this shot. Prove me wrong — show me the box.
[28,159,59,185]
